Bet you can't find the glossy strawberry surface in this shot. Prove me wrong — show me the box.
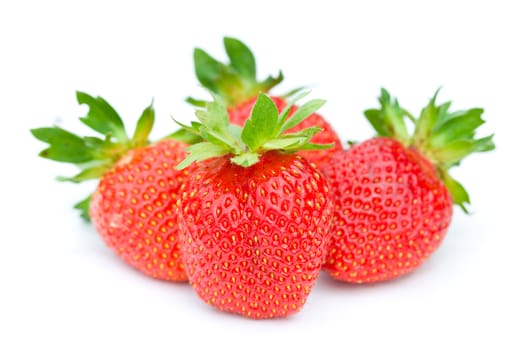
[322,137,453,283]
[176,152,334,318]
[229,96,342,167]
[90,139,190,281]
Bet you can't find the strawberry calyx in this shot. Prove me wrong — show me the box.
[364,88,495,212]
[31,92,158,220]
[176,92,333,169]
[188,37,284,108]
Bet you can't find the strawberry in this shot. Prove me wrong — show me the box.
[175,93,334,318]
[31,92,191,281]
[322,89,495,283]
[188,37,342,167]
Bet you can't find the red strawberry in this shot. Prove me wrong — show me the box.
[32,92,191,281]
[322,89,495,283]
[175,93,334,318]
[189,37,342,167]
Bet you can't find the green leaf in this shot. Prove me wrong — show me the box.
[280,86,309,99]
[364,109,389,136]
[57,164,111,183]
[224,37,256,80]
[280,99,325,133]
[441,171,470,213]
[196,97,230,134]
[262,127,325,151]
[200,127,239,151]
[76,91,128,142]
[368,88,410,143]
[132,102,155,146]
[192,37,285,107]
[228,124,242,142]
[31,127,94,163]
[165,128,202,145]
[185,97,207,107]
[300,142,335,150]
[176,142,229,169]
[275,89,310,130]
[172,119,203,136]
[193,48,225,93]
[190,98,241,151]
[433,135,495,167]
[434,101,453,126]
[74,195,92,222]
[241,93,279,151]
[430,108,485,147]
[262,137,303,150]
[177,91,331,169]
[83,136,105,149]
[259,70,284,93]
[231,152,260,167]
[413,89,440,144]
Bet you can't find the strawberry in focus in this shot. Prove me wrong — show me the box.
[188,37,342,167]
[176,93,334,318]
[31,93,191,281]
[322,89,495,283]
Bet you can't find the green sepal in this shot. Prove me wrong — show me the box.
[165,128,203,145]
[224,37,256,80]
[132,102,155,147]
[430,108,484,147]
[74,195,92,222]
[189,37,284,107]
[57,164,111,183]
[231,152,260,167]
[77,92,128,143]
[185,97,207,108]
[176,92,331,169]
[433,135,495,168]
[299,142,335,151]
[241,93,279,151]
[195,97,242,151]
[31,127,94,163]
[280,99,326,133]
[440,171,470,213]
[275,89,311,131]
[364,88,410,144]
[195,96,230,134]
[193,48,225,95]
[280,86,310,100]
[176,142,230,170]
[413,88,441,145]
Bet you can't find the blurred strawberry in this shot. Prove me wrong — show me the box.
[322,89,495,283]
[32,93,193,281]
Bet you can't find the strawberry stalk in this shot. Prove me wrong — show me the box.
[364,88,495,212]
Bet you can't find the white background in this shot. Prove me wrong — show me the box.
[1,1,523,349]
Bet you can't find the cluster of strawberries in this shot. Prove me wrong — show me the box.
[32,38,494,319]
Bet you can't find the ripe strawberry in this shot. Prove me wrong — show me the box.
[188,37,343,167]
[175,93,334,318]
[31,92,191,281]
[322,89,495,283]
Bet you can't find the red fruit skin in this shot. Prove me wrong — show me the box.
[176,152,334,318]
[228,96,343,168]
[322,137,453,283]
[90,139,191,281]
